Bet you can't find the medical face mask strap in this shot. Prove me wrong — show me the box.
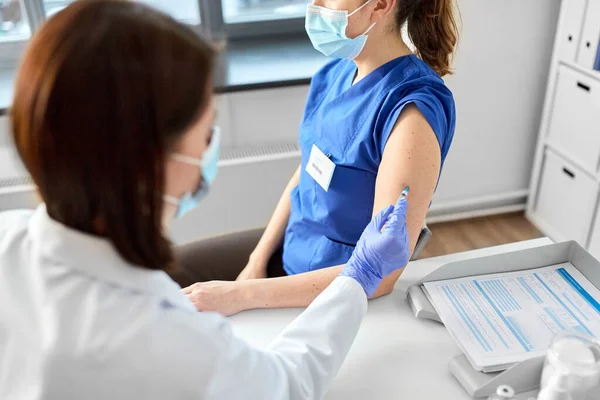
[348,0,373,17]
[163,153,203,212]
[164,194,180,207]
[170,127,220,170]
[164,127,220,218]
[348,0,376,38]
[362,21,376,36]
[171,153,203,167]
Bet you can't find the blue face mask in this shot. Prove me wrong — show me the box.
[164,126,220,218]
[305,1,376,60]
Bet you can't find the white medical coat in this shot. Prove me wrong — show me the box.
[0,207,367,399]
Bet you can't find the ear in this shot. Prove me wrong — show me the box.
[372,0,397,22]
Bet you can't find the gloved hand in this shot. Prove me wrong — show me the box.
[340,190,410,296]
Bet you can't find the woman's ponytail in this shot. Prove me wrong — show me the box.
[396,0,458,76]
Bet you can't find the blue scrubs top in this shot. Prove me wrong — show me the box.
[283,55,456,275]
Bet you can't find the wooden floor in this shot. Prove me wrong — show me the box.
[420,212,543,259]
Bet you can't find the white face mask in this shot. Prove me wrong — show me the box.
[164,127,220,218]
[305,1,376,60]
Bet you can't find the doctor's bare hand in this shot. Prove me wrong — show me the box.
[340,192,410,296]
[182,281,246,316]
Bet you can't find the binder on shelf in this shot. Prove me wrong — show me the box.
[578,0,600,69]
[400,241,600,399]
[558,0,588,62]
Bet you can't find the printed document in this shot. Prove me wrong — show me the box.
[423,263,600,372]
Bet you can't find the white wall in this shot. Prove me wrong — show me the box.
[0,0,562,244]
[431,0,561,217]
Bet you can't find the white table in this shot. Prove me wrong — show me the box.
[230,238,553,400]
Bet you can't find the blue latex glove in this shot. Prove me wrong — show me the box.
[340,190,410,296]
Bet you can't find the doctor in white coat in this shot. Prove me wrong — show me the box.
[0,1,411,399]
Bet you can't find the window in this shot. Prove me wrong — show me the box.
[41,0,309,30]
[2,0,308,49]
[42,0,70,17]
[0,0,30,41]
[222,0,309,24]
[137,0,200,25]
[42,0,200,24]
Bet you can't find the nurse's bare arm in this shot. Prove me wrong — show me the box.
[239,104,441,309]
[369,104,441,294]
[237,166,300,279]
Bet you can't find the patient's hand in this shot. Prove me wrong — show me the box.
[182,281,246,316]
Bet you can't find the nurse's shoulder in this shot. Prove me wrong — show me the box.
[381,55,456,161]
[396,55,453,95]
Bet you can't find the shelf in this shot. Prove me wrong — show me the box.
[544,143,599,181]
[528,0,600,253]
[559,60,600,83]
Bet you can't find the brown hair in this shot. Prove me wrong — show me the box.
[396,0,458,76]
[11,0,216,271]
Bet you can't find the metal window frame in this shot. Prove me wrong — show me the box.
[197,0,223,40]
[23,0,45,29]
[198,0,306,41]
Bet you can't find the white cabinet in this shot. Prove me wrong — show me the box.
[535,150,598,244]
[556,0,589,62]
[527,0,600,252]
[577,0,600,68]
[547,66,600,172]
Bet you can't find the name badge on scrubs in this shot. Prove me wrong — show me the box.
[306,145,336,192]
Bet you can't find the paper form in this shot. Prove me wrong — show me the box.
[423,263,600,372]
